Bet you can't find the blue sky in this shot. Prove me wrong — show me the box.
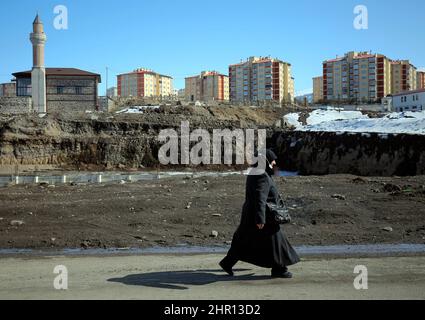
[0,0,424,95]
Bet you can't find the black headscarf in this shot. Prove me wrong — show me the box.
[266,149,278,163]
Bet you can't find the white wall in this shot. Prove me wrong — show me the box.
[392,91,425,112]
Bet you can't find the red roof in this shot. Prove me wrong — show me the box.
[391,89,425,97]
[13,68,101,82]
[353,54,376,59]
[324,57,344,63]
[118,69,172,79]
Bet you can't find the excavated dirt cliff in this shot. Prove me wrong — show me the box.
[1,106,425,176]
[274,131,425,176]
[0,105,284,169]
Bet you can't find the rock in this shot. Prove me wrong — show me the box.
[331,194,346,200]
[383,183,402,193]
[28,212,33,216]
[210,230,219,238]
[120,180,126,185]
[0,217,4,221]
[183,234,194,238]
[352,177,367,184]
[118,164,126,169]
[10,220,25,226]
[185,202,192,209]
[51,238,56,242]
[81,240,90,249]
[382,227,393,232]
[225,241,232,245]
[212,214,221,217]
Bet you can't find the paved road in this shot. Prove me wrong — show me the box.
[0,254,424,300]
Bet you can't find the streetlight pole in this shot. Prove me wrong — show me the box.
[106,67,109,98]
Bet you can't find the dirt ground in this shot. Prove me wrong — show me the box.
[0,174,425,250]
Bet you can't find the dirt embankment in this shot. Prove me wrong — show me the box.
[1,106,425,176]
[273,131,425,176]
[0,174,424,250]
[0,106,284,170]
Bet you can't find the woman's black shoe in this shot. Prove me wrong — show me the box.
[219,259,234,276]
[271,271,293,279]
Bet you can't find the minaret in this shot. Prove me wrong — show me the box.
[30,14,47,113]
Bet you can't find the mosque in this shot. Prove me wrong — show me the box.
[12,15,101,113]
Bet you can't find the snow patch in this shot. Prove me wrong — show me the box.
[283,113,302,129]
[116,106,160,114]
[306,108,368,126]
[285,108,425,135]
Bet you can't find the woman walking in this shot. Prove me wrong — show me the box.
[220,149,300,278]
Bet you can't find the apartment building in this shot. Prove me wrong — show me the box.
[229,56,294,104]
[185,71,229,102]
[323,51,392,103]
[391,60,417,95]
[313,76,323,103]
[417,71,425,90]
[117,68,173,98]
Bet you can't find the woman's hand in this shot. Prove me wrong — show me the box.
[256,224,265,230]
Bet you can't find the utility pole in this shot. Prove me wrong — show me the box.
[106,67,109,97]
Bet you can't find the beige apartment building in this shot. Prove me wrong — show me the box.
[229,56,294,104]
[391,60,417,95]
[322,51,419,103]
[117,68,173,98]
[313,76,323,103]
[323,51,392,103]
[185,71,229,102]
[416,71,425,90]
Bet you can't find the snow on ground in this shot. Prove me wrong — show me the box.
[116,106,160,114]
[283,113,303,129]
[306,108,368,125]
[284,108,425,135]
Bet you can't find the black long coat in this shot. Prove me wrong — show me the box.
[227,173,300,268]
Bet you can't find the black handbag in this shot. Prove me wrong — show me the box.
[266,194,291,225]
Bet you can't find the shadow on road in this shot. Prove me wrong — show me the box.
[108,269,271,290]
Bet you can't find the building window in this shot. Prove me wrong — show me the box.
[17,79,31,96]
[75,87,83,95]
[57,86,64,94]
